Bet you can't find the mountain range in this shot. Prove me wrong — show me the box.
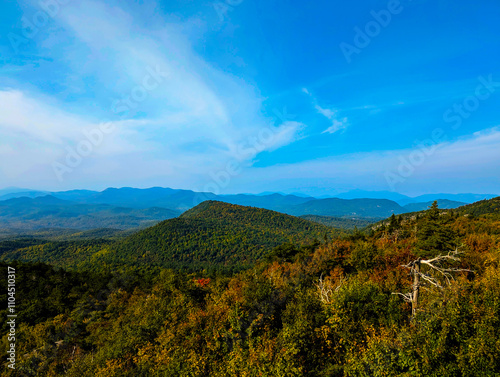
[0,187,488,237]
[332,189,497,205]
[0,201,340,271]
[1,187,496,205]
[2,195,500,273]
[0,195,180,232]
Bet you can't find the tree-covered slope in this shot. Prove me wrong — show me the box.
[109,201,338,270]
[3,198,500,376]
[287,197,404,218]
[0,195,180,231]
[457,196,500,217]
[299,214,381,229]
[402,199,466,212]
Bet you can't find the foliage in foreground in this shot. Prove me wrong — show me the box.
[1,201,500,376]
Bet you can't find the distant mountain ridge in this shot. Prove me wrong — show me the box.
[285,198,403,218]
[1,187,496,207]
[335,190,411,203]
[0,187,488,237]
[332,189,496,205]
[0,195,180,231]
[402,199,467,213]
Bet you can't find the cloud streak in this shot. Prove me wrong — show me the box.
[303,87,349,134]
[231,126,500,195]
[0,0,302,189]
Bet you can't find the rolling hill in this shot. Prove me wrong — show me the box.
[457,196,500,217]
[0,187,488,233]
[0,196,180,231]
[413,193,498,204]
[218,193,312,212]
[1,186,486,217]
[3,196,500,376]
[299,215,381,229]
[333,190,497,205]
[402,199,466,213]
[108,201,338,270]
[287,198,468,219]
[286,198,404,218]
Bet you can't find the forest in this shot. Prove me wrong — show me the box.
[0,198,499,376]
[0,201,342,274]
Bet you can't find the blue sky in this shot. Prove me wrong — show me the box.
[0,0,499,196]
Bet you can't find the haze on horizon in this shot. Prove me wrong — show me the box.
[1,0,499,197]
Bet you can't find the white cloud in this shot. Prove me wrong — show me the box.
[0,89,147,152]
[266,121,305,152]
[303,87,349,135]
[0,89,87,144]
[315,105,336,119]
[230,127,500,194]
[322,118,349,134]
[1,1,302,188]
[54,1,300,151]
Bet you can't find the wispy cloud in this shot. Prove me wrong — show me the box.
[0,0,303,189]
[2,0,499,194]
[302,87,349,134]
[232,126,500,195]
[321,118,349,134]
[315,105,336,119]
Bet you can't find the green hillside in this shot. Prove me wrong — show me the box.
[108,201,338,270]
[287,197,403,217]
[402,199,466,212]
[3,197,500,376]
[372,196,500,231]
[299,214,380,229]
[0,196,180,231]
[0,238,111,270]
[457,196,500,217]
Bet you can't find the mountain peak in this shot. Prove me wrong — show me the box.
[113,200,337,269]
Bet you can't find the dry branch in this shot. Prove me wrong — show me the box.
[393,248,472,317]
[315,273,346,304]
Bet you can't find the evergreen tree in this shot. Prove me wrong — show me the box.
[388,213,398,233]
[416,201,456,257]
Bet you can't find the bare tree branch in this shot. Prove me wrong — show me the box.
[391,292,413,303]
[315,273,346,304]
[392,247,472,317]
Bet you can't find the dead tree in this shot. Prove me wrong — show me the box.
[393,248,472,317]
[316,273,347,304]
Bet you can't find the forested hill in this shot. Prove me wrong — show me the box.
[299,214,380,229]
[0,195,180,231]
[373,196,500,229]
[286,197,403,218]
[107,201,338,270]
[457,196,500,217]
[3,198,500,376]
